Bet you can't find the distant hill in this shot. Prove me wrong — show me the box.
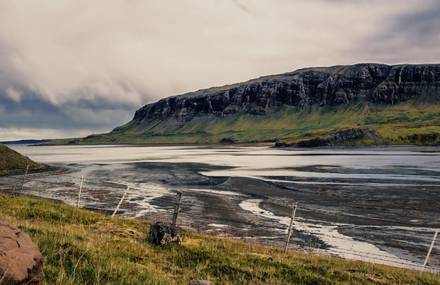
[0,145,46,175]
[0,139,49,145]
[55,63,440,146]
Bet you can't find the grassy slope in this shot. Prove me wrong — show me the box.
[66,101,440,146]
[0,144,46,175]
[0,194,438,285]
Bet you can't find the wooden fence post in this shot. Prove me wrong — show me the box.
[284,203,298,252]
[112,186,129,218]
[172,191,182,227]
[422,230,439,271]
[21,164,29,191]
[77,175,84,208]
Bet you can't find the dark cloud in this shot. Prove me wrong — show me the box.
[358,0,440,63]
[0,87,136,132]
[391,1,440,43]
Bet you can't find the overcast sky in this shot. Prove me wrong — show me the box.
[0,0,439,140]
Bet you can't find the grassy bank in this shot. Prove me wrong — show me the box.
[54,101,440,146]
[0,144,46,175]
[0,194,438,284]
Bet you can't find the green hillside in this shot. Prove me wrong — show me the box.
[0,193,438,284]
[0,144,46,175]
[59,101,440,146]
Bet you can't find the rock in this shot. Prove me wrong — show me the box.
[148,222,181,246]
[401,133,440,145]
[190,280,214,285]
[219,137,238,144]
[274,140,287,147]
[0,222,43,285]
[288,128,377,148]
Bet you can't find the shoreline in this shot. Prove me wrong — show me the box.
[32,140,440,149]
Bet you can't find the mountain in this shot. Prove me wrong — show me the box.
[0,145,46,175]
[63,63,440,146]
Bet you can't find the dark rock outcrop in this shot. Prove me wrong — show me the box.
[127,64,440,126]
[0,222,43,285]
[219,137,238,144]
[148,222,181,246]
[400,133,440,145]
[277,128,377,148]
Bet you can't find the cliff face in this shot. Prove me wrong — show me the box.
[131,63,440,124]
[75,63,440,146]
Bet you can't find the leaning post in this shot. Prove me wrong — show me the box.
[112,186,129,218]
[422,230,439,271]
[284,203,298,252]
[77,175,84,208]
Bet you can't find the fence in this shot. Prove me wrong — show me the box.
[1,166,439,273]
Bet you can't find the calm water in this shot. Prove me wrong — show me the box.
[11,144,440,181]
[5,144,440,270]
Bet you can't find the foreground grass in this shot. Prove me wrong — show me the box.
[0,194,438,285]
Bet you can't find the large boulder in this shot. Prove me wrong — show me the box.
[0,222,43,285]
[148,222,181,246]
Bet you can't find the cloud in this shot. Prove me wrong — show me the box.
[0,0,437,139]
[390,0,440,43]
[5,88,22,103]
[358,0,440,63]
[0,88,135,133]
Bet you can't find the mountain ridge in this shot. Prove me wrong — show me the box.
[58,63,440,146]
[128,63,440,124]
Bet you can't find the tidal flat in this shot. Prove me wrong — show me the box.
[2,144,440,270]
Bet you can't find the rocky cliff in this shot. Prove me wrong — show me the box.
[129,63,440,125]
[73,63,440,146]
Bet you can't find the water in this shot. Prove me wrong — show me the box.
[4,144,440,270]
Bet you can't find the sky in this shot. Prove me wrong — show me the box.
[0,0,439,140]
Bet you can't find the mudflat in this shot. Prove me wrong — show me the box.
[1,144,439,270]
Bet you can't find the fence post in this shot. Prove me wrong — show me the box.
[284,203,298,252]
[112,186,129,218]
[21,164,29,191]
[77,175,84,208]
[171,191,182,227]
[422,230,439,271]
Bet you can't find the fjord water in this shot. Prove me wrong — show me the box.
[7,144,440,269]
